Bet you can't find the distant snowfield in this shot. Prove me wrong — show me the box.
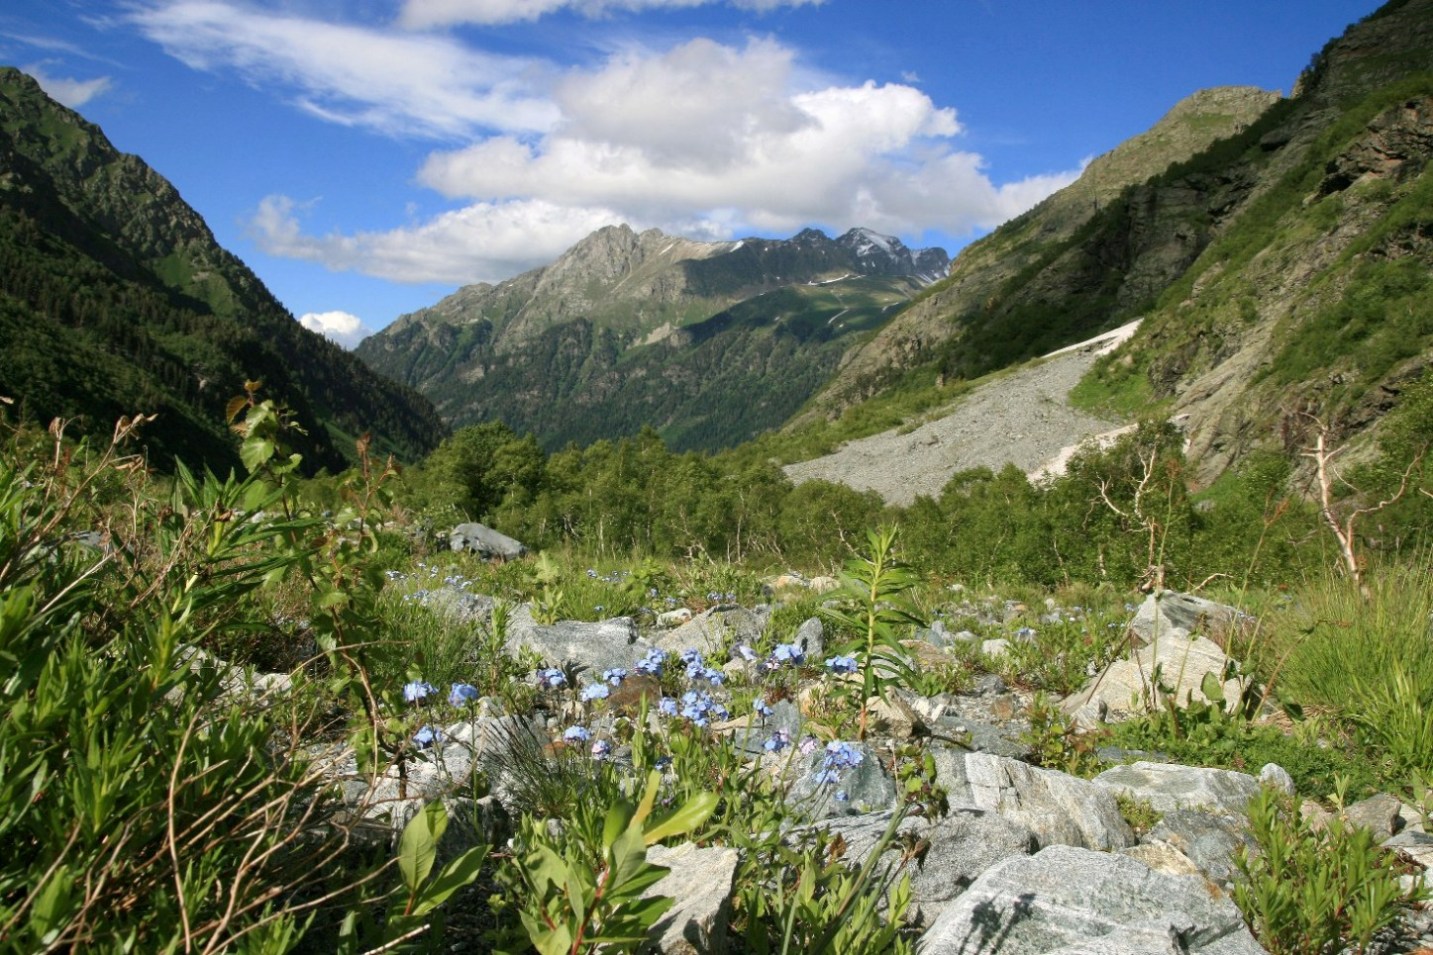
[784,320,1142,505]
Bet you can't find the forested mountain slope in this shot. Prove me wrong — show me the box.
[0,67,447,472]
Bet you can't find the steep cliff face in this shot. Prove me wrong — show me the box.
[797,0,1433,484]
[0,67,447,470]
[357,224,947,450]
[1089,0,1433,481]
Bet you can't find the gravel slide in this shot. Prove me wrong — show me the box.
[784,322,1138,506]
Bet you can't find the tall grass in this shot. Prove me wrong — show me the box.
[1270,565,1433,777]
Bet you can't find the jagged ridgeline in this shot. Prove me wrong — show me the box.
[356,224,949,452]
[0,67,446,473]
[802,0,1433,483]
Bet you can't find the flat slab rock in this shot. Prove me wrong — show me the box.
[918,844,1266,955]
[1094,761,1262,817]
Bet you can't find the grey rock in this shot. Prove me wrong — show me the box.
[657,607,693,628]
[917,844,1264,955]
[645,843,739,955]
[506,604,651,677]
[969,673,1009,695]
[1344,792,1405,841]
[1095,761,1261,817]
[982,638,1012,658]
[958,753,1135,850]
[1060,633,1243,724]
[656,606,767,658]
[1257,763,1295,796]
[794,616,825,659]
[1129,591,1245,646]
[417,587,496,627]
[449,522,527,559]
[1143,809,1256,887]
[814,808,1038,928]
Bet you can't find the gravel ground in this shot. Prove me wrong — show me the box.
[784,323,1137,506]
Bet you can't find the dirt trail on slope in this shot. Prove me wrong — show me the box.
[783,322,1139,506]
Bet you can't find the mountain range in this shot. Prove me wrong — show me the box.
[0,67,445,473]
[3,0,1432,488]
[355,224,949,451]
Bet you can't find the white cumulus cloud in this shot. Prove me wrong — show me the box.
[298,310,372,349]
[400,0,822,29]
[143,3,1083,284]
[23,63,113,107]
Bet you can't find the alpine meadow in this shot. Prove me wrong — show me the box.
[6,2,1433,954]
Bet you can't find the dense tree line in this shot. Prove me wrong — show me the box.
[394,406,1432,585]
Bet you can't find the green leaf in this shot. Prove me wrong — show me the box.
[29,864,72,944]
[643,790,718,846]
[398,801,447,894]
[410,845,489,918]
[239,436,276,473]
[1201,671,1226,705]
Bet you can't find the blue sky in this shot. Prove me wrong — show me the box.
[5,0,1384,347]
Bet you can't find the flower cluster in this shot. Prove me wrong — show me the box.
[763,728,790,753]
[814,740,864,785]
[680,648,725,686]
[579,682,611,702]
[537,668,567,689]
[563,725,591,744]
[825,655,858,674]
[678,690,728,728]
[601,667,628,686]
[414,725,443,749]
[403,680,436,703]
[633,648,666,677]
[448,683,479,706]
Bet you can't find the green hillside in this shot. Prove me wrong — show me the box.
[0,67,447,472]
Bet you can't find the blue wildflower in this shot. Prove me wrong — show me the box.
[580,683,610,702]
[448,683,479,706]
[602,667,628,686]
[753,698,774,719]
[763,729,790,753]
[771,643,805,667]
[538,668,567,689]
[414,725,442,749]
[563,725,591,744]
[590,739,612,761]
[658,696,678,717]
[403,681,436,704]
[825,655,859,674]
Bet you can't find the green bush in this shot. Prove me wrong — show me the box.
[1233,787,1426,955]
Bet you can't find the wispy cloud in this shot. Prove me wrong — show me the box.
[126,0,560,139]
[248,194,620,285]
[399,0,823,29]
[22,62,113,107]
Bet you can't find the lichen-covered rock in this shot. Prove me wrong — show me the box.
[917,844,1265,955]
